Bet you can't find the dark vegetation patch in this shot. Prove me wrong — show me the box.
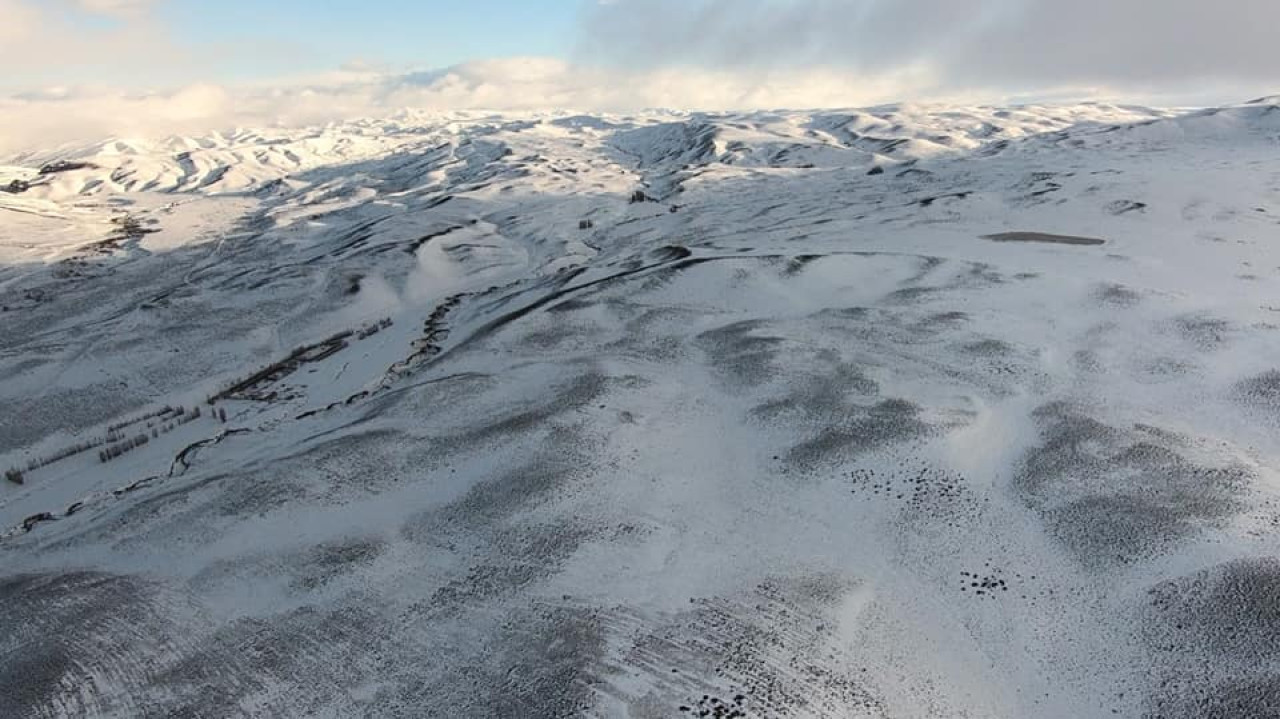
[400,369,611,542]
[614,577,881,717]
[425,521,596,615]
[190,535,389,596]
[442,371,610,449]
[1148,558,1280,661]
[414,442,583,536]
[517,319,602,352]
[1144,559,1280,718]
[982,231,1106,246]
[0,384,146,455]
[1013,402,1249,567]
[0,572,191,718]
[696,321,787,386]
[1173,314,1233,349]
[1137,356,1195,381]
[1095,283,1142,307]
[750,357,879,424]
[146,603,385,717]
[884,286,940,304]
[961,339,1014,356]
[1149,676,1280,719]
[917,310,969,329]
[784,399,930,472]
[604,304,704,359]
[271,428,412,501]
[1236,370,1280,412]
[373,604,606,718]
[1073,349,1104,373]
[208,472,312,523]
[291,536,388,591]
[209,330,354,403]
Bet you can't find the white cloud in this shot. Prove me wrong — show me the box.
[0,0,1274,155]
[74,0,161,18]
[0,57,954,156]
[0,0,184,87]
[577,0,1280,93]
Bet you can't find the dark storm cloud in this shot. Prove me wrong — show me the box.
[578,0,1280,92]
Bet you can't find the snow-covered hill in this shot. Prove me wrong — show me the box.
[2,100,1280,718]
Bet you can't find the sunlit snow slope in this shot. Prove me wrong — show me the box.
[3,101,1280,718]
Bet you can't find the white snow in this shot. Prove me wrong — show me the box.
[2,99,1280,717]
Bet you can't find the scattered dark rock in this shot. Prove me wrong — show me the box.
[918,192,970,207]
[1107,200,1148,215]
[650,245,693,262]
[38,160,98,176]
[22,513,55,532]
[691,693,748,718]
[959,568,1011,598]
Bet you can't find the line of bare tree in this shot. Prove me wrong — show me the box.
[3,405,211,484]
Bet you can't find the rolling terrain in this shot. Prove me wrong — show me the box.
[3,100,1280,718]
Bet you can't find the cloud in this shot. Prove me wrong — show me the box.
[74,0,161,18]
[0,57,949,156]
[0,0,185,87]
[389,57,930,111]
[576,0,1280,94]
[1,0,1275,155]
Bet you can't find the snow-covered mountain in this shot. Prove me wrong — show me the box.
[2,100,1280,718]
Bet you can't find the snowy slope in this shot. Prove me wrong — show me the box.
[2,100,1280,718]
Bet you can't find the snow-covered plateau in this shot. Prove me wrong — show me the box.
[3,100,1280,718]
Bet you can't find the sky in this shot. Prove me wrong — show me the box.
[1,0,584,89]
[1,0,1277,153]
[18,0,584,87]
